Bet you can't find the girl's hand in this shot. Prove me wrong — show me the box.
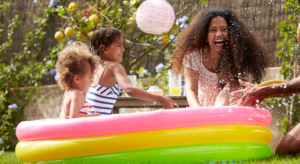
[158,96,177,109]
[230,79,255,104]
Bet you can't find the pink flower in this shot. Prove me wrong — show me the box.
[81,4,97,18]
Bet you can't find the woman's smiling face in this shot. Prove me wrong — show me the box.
[207,16,228,54]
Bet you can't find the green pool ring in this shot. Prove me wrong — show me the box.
[31,142,272,164]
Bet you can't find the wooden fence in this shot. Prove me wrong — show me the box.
[0,0,288,85]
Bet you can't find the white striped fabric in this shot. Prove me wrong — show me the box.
[80,101,91,114]
[86,83,123,115]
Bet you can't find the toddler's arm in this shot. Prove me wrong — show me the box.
[69,90,101,118]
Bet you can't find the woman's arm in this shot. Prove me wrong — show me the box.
[215,83,241,106]
[184,67,200,107]
[113,63,177,109]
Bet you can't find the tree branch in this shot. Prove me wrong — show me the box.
[128,30,180,68]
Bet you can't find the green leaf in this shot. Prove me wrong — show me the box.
[57,8,65,17]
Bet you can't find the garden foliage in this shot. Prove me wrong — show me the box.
[0,1,66,151]
[274,0,300,134]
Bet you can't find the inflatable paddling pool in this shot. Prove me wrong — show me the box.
[15,106,272,163]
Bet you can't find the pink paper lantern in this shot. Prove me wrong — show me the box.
[136,0,175,35]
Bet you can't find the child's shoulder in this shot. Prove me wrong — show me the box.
[66,89,84,99]
[107,62,124,71]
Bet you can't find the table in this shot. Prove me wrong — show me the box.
[112,96,188,114]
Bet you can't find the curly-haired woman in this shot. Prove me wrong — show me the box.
[171,8,270,107]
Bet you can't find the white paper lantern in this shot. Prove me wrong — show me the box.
[136,0,175,35]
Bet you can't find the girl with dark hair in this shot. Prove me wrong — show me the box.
[171,8,269,107]
[86,26,176,115]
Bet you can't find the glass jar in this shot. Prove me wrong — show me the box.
[169,71,181,95]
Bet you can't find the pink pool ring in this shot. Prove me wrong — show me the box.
[16,106,271,141]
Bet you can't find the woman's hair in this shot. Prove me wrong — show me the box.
[171,8,270,87]
[90,26,123,63]
[56,41,98,90]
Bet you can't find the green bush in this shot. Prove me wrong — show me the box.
[276,0,300,133]
[0,1,66,151]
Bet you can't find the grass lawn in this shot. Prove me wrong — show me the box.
[0,152,22,164]
[1,152,300,164]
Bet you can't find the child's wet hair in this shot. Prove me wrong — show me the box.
[55,41,98,90]
[90,26,123,59]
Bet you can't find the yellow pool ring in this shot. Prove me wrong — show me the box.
[259,80,287,87]
[16,125,272,163]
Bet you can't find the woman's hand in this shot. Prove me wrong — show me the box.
[215,82,242,106]
[215,88,230,106]
[235,86,266,106]
[158,96,177,109]
[229,79,256,104]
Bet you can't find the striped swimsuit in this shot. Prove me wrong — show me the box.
[86,62,123,115]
